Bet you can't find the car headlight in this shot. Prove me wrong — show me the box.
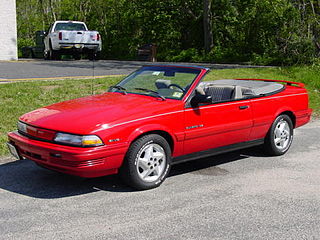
[17,121,27,134]
[54,133,104,147]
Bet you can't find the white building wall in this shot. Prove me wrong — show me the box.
[0,0,18,60]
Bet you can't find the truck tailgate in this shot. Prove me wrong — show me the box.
[60,31,99,44]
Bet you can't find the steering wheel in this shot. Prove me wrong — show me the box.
[168,83,185,92]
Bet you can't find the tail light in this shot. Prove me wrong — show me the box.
[59,32,62,40]
[97,34,100,41]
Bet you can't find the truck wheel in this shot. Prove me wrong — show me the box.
[44,51,49,60]
[263,114,293,156]
[120,134,172,190]
[48,41,54,60]
[49,50,61,60]
[73,53,81,60]
[49,50,54,60]
[48,40,60,60]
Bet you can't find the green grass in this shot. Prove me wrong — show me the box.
[1,66,319,156]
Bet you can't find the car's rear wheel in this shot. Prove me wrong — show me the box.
[263,114,293,156]
[120,134,171,190]
[48,41,60,60]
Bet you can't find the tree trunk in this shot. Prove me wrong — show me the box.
[48,0,56,22]
[203,0,213,53]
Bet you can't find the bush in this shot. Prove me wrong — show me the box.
[167,48,199,62]
[277,37,316,65]
[17,38,34,58]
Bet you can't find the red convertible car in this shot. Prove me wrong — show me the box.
[7,65,312,189]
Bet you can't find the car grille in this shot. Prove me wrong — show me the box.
[20,149,43,160]
[53,158,105,168]
[19,148,104,168]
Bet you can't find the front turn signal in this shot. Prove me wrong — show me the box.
[82,135,104,147]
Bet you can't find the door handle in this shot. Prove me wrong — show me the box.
[239,105,249,110]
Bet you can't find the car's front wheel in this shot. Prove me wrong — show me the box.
[120,134,171,190]
[263,114,293,156]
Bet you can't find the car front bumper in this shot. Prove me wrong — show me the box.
[8,131,128,178]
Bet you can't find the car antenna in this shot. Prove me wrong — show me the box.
[91,52,95,95]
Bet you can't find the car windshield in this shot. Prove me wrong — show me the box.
[110,66,201,100]
[54,23,86,31]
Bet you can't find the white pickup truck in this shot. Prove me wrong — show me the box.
[44,21,102,60]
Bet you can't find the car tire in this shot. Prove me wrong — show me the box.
[49,49,59,60]
[48,41,55,60]
[120,134,172,190]
[263,114,293,156]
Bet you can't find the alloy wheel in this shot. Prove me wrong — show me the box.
[136,143,166,182]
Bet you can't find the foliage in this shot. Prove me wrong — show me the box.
[167,48,200,62]
[16,0,320,65]
[17,38,34,58]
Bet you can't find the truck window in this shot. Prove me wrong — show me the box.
[54,23,86,31]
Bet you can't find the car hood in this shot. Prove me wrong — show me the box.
[20,93,181,134]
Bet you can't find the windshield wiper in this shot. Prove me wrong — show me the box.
[134,88,166,101]
[109,85,127,95]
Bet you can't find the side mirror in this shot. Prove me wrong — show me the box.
[191,94,212,106]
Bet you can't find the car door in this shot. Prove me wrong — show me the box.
[183,94,253,156]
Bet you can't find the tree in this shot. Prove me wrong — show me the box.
[203,0,214,53]
[15,0,319,64]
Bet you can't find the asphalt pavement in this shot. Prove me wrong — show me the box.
[0,119,319,239]
[0,59,261,81]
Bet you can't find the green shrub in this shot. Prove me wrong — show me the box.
[17,38,34,58]
[168,48,199,62]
